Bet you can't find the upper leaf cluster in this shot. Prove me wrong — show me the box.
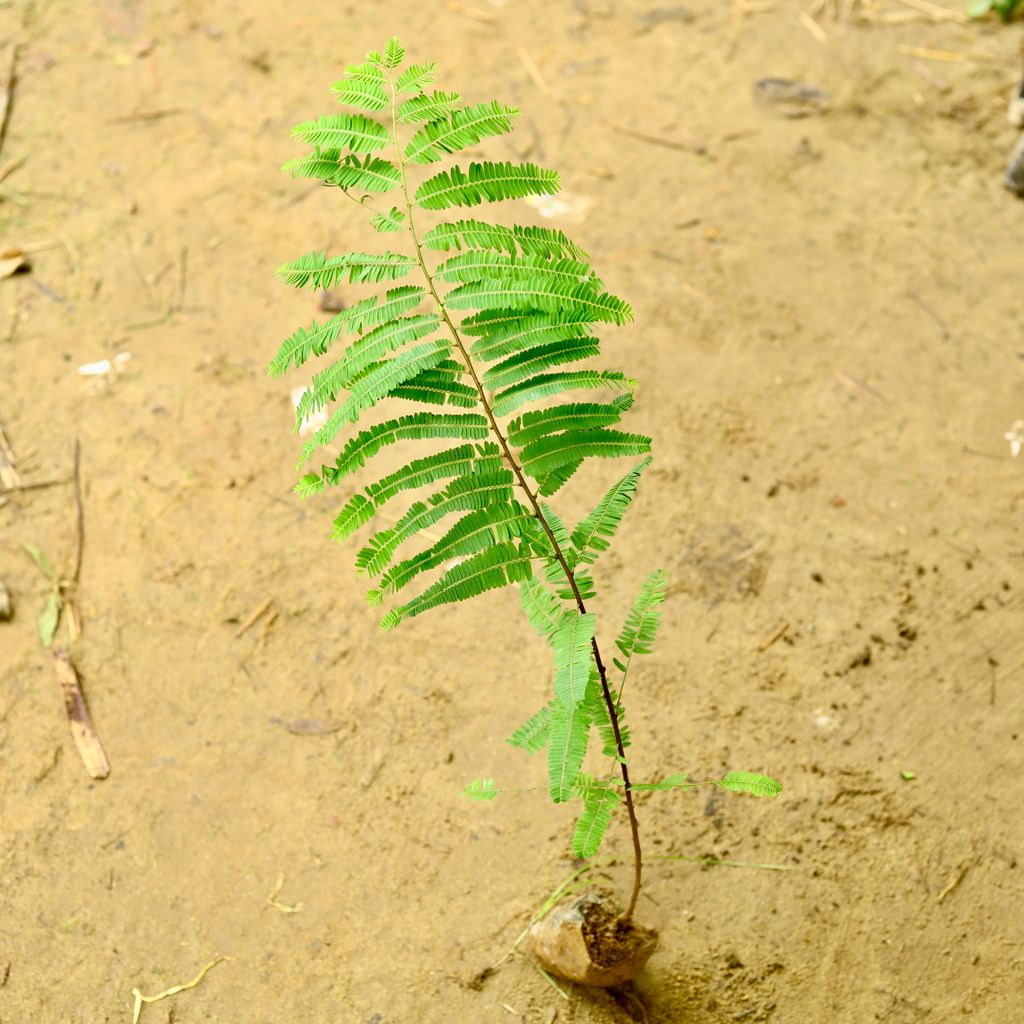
[270,39,731,861]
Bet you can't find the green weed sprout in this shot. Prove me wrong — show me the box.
[270,38,780,924]
[968,0,1021,21]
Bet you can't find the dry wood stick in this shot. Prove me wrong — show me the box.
[601,117,708,156]
[68,439,84,585]
[0,43,18,160]
[0,476,71,494]
[0,422,21,488]
[52,647,110,779]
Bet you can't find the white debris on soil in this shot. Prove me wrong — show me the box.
[78,352,133,394]
[1004,420,1023,458]
[523,192,594,223]
[78,351,132,377]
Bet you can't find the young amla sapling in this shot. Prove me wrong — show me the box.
[270,37,781,984]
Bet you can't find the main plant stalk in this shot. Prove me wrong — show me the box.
[389,84,643,921]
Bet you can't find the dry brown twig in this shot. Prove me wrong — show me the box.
[729,0,775,58]
[758,621,790,651]
[104,107,187,125]
[601,117,708,156]
[897,44,1014,66]
[798,10,829,43]
[0,475,70,494]
[0,43,18,160]
[0,423,22,489]
[444,0,496,22]
[131,957,230,1024]
[516,46,556,98]
[234,597,275,638]
[52,647,110,779]
[893,0,968,22]
[267,874,302,914]
[56,439,85,643]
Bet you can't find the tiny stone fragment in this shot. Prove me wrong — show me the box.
[754,78,830,119]
[318,289,345,313]
[0,580,11,621]
[1003,133,1024,197]
[1008,77,1024,129]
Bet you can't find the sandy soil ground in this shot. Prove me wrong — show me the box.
[2,1,1023,1022]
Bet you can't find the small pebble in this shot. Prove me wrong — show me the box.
[1003,133,1024,197]
[754,78,830,119]
[318,289,345,313]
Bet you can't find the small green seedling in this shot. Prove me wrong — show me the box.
[968,0,1021,21]
[271,38,780,930]
[22,541,63,647]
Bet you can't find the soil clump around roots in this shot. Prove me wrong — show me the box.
[531,893,658,987]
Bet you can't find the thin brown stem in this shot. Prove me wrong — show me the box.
[68,439,84,585]
[389,82,643,921]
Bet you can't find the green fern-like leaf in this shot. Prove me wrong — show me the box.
[296,313,441,425]
[371,207,406,233]
[398,90,462,124]
[283,152,401,193]
[391,360,478,408]
[513,226,589,261]
[616,569,667,661]
[406,101,519,164]
[332,61,389,111]
[629,773,690,792]
[396,61,438,94]
[715,772,782,798]
[330,412,489,477]
[583,669,631,760]
[481,338,601,392]
[381,541,533,630]
[507,701,556,754]
[277,250,417,290]
[332,154,403,193]
[290,113,391,152]
[536,503,573,558]
[294,472,326,498]
[572,784,620,858]
[436,252,603,293]
[372,501,532,598]
[382,37,406,70]
[269,313,348,378]
[570,458,652,566]
[356,453,509,574]
[547,700,592,802]
[537,459,584,497]
[552,613,596,709]
[447,277,632,326]
[468,314,594,362]
[331,494,375,542]
[519,429,651,478]
[519,577,569,640]
[298,343,451,463]
[366,443,494,506]
[361,466,516,575]
[463,777,498,801]
[493,371,636,418]
[415,161,559,210]
[422,220,587,263]
[506,402,626,447]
